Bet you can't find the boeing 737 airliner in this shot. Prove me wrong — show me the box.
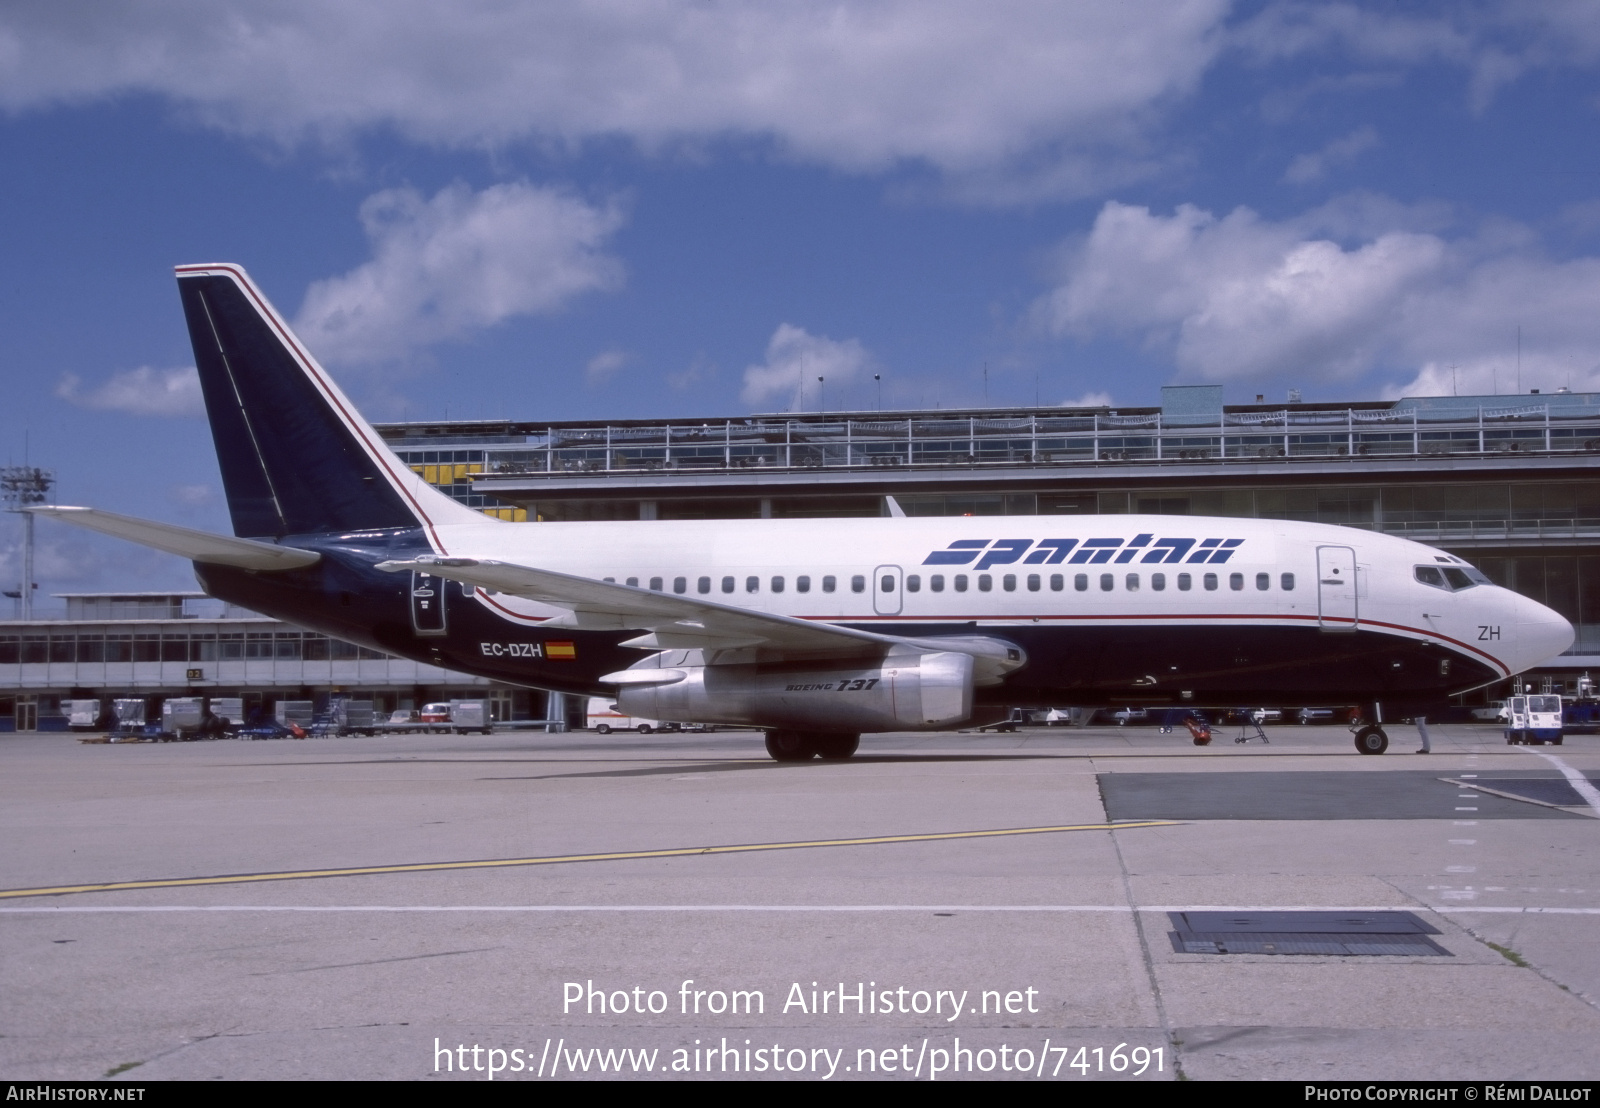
[34,265,1574,759]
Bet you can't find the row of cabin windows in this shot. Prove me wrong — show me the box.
[605,571,1297,596]
[609,575,868,595]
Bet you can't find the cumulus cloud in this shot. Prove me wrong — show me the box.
[584,348,628,385]
[0,4,1593,197]
[0,1,1230,196]
[741,324,874,410]
[55,366,205,416]
[1232,2,1600,111]
[1061,390,1114,409]
[294,181,625,365]
[1037,198,1600,396]
[1284,125,1377,183]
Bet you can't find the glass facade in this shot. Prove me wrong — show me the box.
[0,629,388,665]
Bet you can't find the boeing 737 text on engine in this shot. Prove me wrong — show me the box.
[34,265,1574,760]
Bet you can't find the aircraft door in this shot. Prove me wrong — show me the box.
[873,564,903,616]
[1316,545,1358,631]
[410,570,448,636]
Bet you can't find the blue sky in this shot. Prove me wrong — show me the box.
[2,1,1599,594]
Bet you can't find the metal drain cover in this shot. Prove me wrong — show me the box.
[1168,910,1451,956]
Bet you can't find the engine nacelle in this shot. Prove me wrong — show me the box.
[616,650,975,732]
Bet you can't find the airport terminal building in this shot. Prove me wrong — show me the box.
[3,385,1596,730]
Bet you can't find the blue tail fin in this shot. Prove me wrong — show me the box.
[176,264,484,540]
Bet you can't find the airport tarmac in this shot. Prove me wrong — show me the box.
[1,722,1597,1082]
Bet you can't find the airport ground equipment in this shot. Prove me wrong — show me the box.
[446,698,494,734]
[585,696,673,734]
[1505,694,1564,745]
[65,699,101,731]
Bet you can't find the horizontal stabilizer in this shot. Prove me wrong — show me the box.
[31,507,321,571]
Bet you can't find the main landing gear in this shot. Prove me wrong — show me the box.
[1352,701,1388,755]
[1353,725,1389,755]
[764,730,860,762]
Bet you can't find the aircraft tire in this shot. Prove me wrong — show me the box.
[765,730,814,762]
[813,733,860,760]
[1354,726,1388,755]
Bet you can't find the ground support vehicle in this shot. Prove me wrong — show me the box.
[1505,694,1564,745]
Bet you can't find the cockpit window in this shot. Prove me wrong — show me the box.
[1417,564,1481,591]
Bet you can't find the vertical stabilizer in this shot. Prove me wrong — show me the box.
[175,264,487,541]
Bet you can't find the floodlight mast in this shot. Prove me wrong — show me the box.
[2,466,55,621]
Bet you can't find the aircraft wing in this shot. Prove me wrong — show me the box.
[30,506,321,571]
[377,556,1026,682]
[377,556,911,655]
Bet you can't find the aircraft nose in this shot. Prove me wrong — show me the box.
[1512,593,1574,672]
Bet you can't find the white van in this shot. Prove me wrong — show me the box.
[585,697,676,735]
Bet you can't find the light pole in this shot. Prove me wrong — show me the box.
[1,466,55,621]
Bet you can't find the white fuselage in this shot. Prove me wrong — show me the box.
[420,513,1571,683]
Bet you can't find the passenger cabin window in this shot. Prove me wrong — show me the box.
[978,574,992,592]
[931,575,945,592]
[698,576,711,594]
[650,577,664,591]
[1177,573,1191,591]
[1281,573,1295,591]
[1049,574,1064,592]
[1026,574,1040,592]
[1074,574,1088,592]
[1229,573,1244,591]
[1152,573,1165,591]
[1003,574,1016,592]
[746,576,760,593]
[851,575,866,593]
[1255,573,1269,591]
[626,577,639,587]
[721,576,735,593]
[771,576,785,593]
[906,574,921,592]
[954,575,968,592]
[673,576,687,594]
[1099,573,1113,591]
[880,574,894,592]
[1203,573,1218,591]
[1125,573,1139,591]
[797,576,811,593]
[822,576,836,593]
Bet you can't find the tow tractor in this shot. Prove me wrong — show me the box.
[1505,694,1564,745]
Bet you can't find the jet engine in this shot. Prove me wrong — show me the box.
[612,649,976,732]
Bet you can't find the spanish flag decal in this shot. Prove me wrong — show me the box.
[546,641,577,660]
